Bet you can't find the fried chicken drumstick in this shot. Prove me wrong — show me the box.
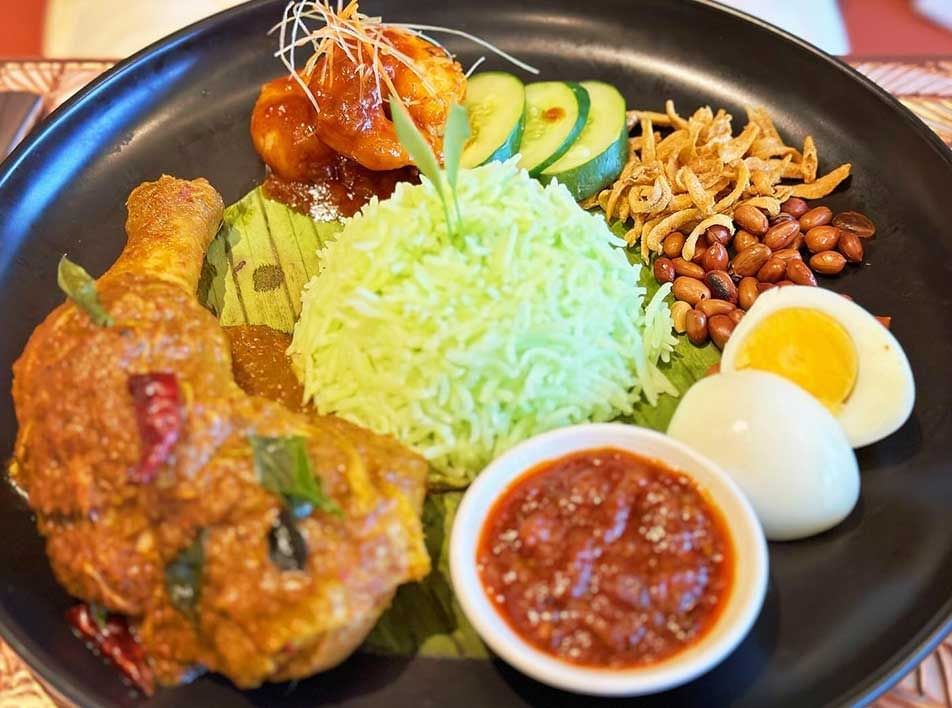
[11,176,429,689]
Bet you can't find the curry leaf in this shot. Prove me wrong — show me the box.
[443,103,471,223]
[389,95,453,232]
[249,435,341,517]
[57,255,113,327]
[165,534,204,619]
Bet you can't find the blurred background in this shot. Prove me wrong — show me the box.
[3,0,952,158]
[0,0,951,58]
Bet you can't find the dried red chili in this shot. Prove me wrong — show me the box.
[67,603,155,695]
[128,372,182,483]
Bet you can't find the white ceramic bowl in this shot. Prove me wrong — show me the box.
[449,423,768,696]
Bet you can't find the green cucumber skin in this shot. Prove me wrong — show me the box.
[483,108,526,165]
[545,125,628,201]
[462,72,526,168]
[525,83,591,177]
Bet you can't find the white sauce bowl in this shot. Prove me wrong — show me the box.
[449,423,768,696]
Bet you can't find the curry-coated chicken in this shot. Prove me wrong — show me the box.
[11,176,429,688]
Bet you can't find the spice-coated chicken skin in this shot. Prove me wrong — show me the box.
[11,176,429,688]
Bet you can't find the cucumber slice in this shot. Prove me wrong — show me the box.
[541,81,628,201]
[517,82,590,176]
[461,72,526,168]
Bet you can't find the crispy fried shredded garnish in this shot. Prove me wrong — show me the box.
[600,103,852,261]
[272,1,538,113]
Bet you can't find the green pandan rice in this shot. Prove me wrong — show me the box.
[290,159,676,485]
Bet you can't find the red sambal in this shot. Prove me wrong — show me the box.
[477,447,733,668]
[262,156,417,221]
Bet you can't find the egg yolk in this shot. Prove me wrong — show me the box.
[732,308,858,412]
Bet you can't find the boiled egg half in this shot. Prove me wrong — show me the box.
[720,286,914,448]
[668,370,859,541]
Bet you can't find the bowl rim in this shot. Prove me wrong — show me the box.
[449,422,769,696]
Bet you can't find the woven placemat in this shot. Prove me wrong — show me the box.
[0,57,950,707]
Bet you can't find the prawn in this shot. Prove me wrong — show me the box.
[252,2,465,172]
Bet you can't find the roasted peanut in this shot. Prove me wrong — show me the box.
[673,276,711,305]
[772,248,803,262]
[738,276,759,310]
[653,257,676,284]
[733,204,769,235]
[728,308,745,325]
[786,259,817,286]
[799,205,833,231]
[832,211,876,239]
[770,213,797,228]
[705,362,721,377]
[875,315,892,329]
[790,233,804,251]
[672,257,705,279]
[708,314,736,350]
[757,256,787,283]
[805,225,840,253]
[838,231,864,263]
[781,197,809,217]
[702,242,729,272]
[731,243,772,277]
[704,270,738,303]
[697,298,736,317]
[671,300,691,334]
[776,279,795,287]
[733,230,760,252]
[757,281,777,293]
[706,224,732,246]
[764,219,800,250]
[686,309,709,346]
[810,250,846,275]
[663,231,686,258]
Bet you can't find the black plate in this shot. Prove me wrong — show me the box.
[1,1,952,705]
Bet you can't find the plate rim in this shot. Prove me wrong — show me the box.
[0,0,950,705]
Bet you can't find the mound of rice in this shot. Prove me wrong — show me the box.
[290,160,676,485]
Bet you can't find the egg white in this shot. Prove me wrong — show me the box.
[720,286,915,448]
[668,370,859,541]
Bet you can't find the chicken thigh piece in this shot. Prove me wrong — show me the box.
[11,176,429,688]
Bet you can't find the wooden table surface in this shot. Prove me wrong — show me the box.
[0,57,951,707]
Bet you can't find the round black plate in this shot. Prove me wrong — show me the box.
[1,1,951,706]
